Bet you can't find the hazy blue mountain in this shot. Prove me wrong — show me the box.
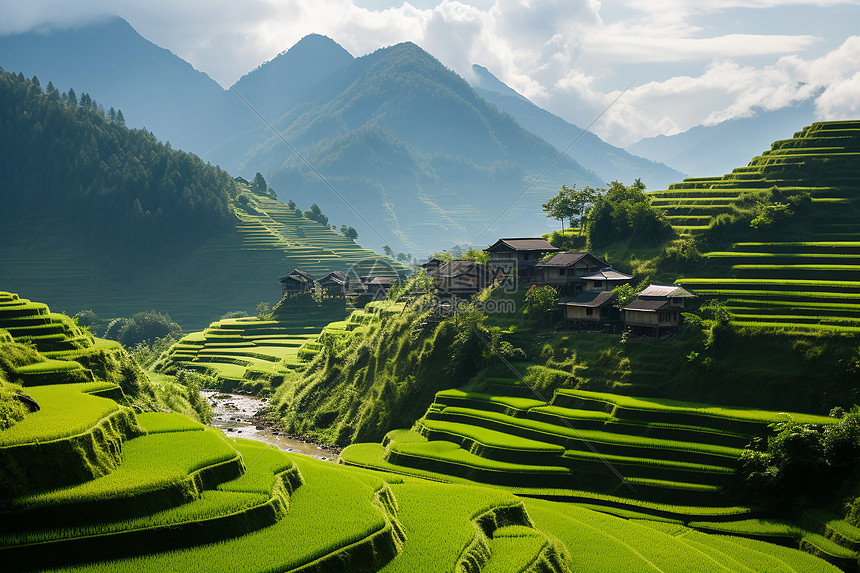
[469,64,686,191]
[241,42,605,253]
[231,34,354,120]
[0,17,234,156]
[626,101,819,179]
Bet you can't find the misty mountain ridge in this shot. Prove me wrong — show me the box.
[469,64,687,190]
[1,17,728,253]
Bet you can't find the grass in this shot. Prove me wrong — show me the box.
[42,454,401,573]
[6,427,241,515]
[553,389,836,427]
[378,481,533,572]
[0,383,130,446]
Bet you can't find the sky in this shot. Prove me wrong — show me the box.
[1,0,858,146]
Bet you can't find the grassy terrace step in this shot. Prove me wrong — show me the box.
[342,442,759,522]
[419,419,566,464]
[676,278,860,294]
[433,389,547,416]
[1,423,244,535]
[481,525,566,573]
[730,242,860,254]
[525,405,752,449]
[427,406,745,468]
[727,313,860,326]
[0,383,143,499]
[379,482,545,573]
[521,498,840,572]
[385,440,573,487]
[731,320,860,333]
[551,389,835,432]
[48,454,405,573]
[800,533,860,571]
[2,440,304,571]
[803,510,860,553]
[12,359,95,385]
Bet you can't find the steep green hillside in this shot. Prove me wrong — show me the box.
[0,70,392,328]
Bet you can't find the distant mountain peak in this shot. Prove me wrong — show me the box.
[234,33,353,89]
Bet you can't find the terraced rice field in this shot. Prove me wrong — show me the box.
[0,306,848,571]
[343,386,836,516]
[163,302,383,390]
[645,121,860,333]
[342,384,859,568]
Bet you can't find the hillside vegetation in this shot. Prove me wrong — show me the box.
[0,69,395,328]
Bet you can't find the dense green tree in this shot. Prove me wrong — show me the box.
[0,69,236,255]
[340,225,358,241]
[115,109,125,126]
[542,184,596,234]
[586,179,673,248]
[303,203,329,226]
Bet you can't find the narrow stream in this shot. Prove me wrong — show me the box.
[202,391,339,462]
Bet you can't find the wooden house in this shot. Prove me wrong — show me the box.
[484,238,559,275]
[561,290,618,328]
[535,252,608,287]
[279,269,315,296]
[430,261,496,297]
[317,271,349,297]
[623,285,697,336]
[234,175,250,185]
[360,276,397,300]
[580,267,634,291]
[420,257,444,274]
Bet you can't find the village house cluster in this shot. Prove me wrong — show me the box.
[280,236,696,337]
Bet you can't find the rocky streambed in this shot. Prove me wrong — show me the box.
[202,390,340,462]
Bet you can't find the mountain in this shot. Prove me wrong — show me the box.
[469,64,686,191]
[231,34,355,120]
[223,42,604,253]
[0,17,234,157]
[626,101,818,178]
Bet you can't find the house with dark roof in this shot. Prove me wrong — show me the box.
[430,261,496,297]
[560,290,619,327]
[623,285,697,336]
[535,252,608,287]
[317,271,350,297]
[279,269,315,296]
[420,257,444,274]
[484,238,559,275]
[581,267,634,291]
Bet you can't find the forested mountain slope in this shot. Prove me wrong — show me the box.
[0,70,386,328]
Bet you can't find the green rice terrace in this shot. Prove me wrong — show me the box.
[1,289,851,571]
[646,120,860,333]
[160,298,388,395]
[342,384,860,570]
[0,354,848,572]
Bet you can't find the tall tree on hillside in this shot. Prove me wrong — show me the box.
[340,225,359,241]
[543,187,575,232]
[303,203,329,226]
[116,109,125,126]
[543,184,597,235]
[251,172,268,194]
